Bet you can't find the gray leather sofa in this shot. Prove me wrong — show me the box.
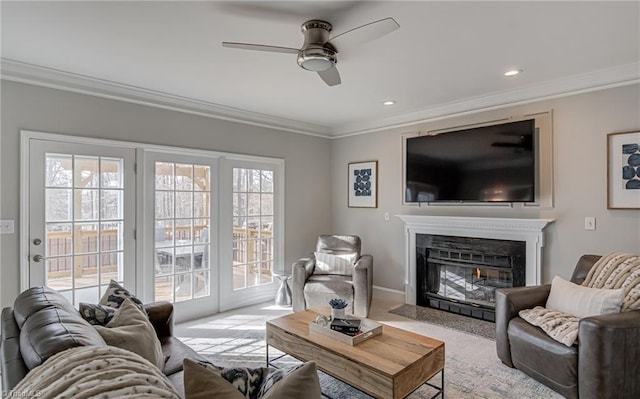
[291,235,373,318]
[1,287,206,397]
[496,255,640,399]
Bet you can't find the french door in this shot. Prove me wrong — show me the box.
[143,151,218,320]
[23,132,281,318]
[28,139,136,306]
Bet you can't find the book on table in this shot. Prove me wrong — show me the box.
[330,318,361,335]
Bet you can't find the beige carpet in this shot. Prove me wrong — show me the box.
[176,299,562,399]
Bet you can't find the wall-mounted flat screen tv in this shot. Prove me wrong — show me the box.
[405,119,536,203]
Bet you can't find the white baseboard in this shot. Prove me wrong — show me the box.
[372,285,405,303]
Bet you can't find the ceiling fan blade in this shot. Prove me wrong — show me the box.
[329,17,399,50]
[222,42,299,54]
[318,66,341,86]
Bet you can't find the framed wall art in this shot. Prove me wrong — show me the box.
[348,161,378,208]
[607,130,640,209]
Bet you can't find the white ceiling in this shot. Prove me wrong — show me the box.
[2,1,639,137]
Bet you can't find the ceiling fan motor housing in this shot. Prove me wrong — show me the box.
[297,20,337,72]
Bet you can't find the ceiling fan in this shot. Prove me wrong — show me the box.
[222,17,399,87]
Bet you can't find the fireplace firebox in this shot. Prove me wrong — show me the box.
[416,234,525,322]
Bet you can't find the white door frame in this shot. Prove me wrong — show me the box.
[20,130,284,315]
[20,131,139,292]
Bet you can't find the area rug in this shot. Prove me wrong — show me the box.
[390,304,496,340]
[182,324,561,398]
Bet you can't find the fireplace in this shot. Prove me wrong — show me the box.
[416,234,525,322]
[396,215,554,319]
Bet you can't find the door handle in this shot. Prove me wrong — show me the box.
[33,254,44,262]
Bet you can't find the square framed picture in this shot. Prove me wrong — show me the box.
[607,131,640,209]
[348,161,378,208]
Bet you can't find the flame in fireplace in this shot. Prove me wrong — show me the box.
[476,268,481,279]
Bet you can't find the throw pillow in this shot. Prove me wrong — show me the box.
[79,302,117,325]
[261,361,321,399]
[315,251,357,275]
[182,359,321,399]
[99,279,146,313]
[94,298,165,370]
[519,306,579,347]
[184,359,244,399]
[546,275,625,318]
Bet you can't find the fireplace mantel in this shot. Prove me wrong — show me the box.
[396,215,554,305]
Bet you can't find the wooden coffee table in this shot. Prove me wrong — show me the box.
[266,308,444,398]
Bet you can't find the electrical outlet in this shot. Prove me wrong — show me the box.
[0,220,15,234]
[584,217,596,231]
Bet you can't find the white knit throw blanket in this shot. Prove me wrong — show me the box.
[582,252,640,311]
[10,346,180,399]
[520,252,640,347]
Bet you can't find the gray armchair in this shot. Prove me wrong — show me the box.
[496,254,640,399]
[291,235,373,318]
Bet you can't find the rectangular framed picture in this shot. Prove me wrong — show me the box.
[607,131,640,209]
[348,161,378,208]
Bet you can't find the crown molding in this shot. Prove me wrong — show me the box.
[332,62,640,138]
[0,58,332,138]
[2,58,638,139]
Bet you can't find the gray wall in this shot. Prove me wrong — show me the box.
[0,81,332,308]
[2,81,639,306]
[331,84,640,292]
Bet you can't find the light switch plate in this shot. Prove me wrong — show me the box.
[0,220,15,234]
[584,217,596,231]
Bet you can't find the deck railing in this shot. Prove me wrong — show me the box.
[46,225,273,273]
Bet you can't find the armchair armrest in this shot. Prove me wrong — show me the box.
[352,254,373,318]
[495,284,551,367]
[578,310,640,399]
[144,301,174,339]
[291,253,315,312]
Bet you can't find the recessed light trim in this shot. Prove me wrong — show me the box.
[383,100,396,106]
[504,69,522,77]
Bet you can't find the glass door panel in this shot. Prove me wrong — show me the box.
[29,140,135,306]
[154,161,211,303]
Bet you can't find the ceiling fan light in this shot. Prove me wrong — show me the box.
[297,48,336,72]
[300,57,333,72]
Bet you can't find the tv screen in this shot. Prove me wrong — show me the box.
[405,119,536,203]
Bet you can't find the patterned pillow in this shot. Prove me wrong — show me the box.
[79,303,117,325]
[100,279,145,312]
[183,359,321,399]
[314,251,357,275]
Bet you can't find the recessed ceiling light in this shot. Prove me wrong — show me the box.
[383,100,396,106]
[504,69,522,77]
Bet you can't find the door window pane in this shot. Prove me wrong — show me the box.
[232,167,274,290]
[44,153,126,306]
[74,156,99,188]
[46,189,72,221]
[154,161,211,303]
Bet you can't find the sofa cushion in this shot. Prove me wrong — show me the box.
[546,275,624,318]
[305,275,353,296]
[508,317,578,399]
[314,251,357,275]
[94,298,165,370]
[14,287,106,370]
